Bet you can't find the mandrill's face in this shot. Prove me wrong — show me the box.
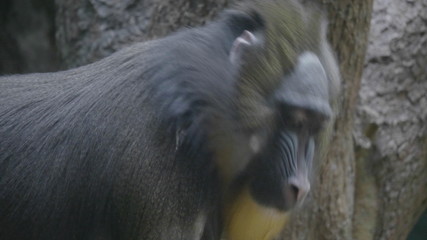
[218,1,340,240]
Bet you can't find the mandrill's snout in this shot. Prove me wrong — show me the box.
[283,175,311,210]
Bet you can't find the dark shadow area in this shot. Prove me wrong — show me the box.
[0,0,60,75]
[408,209,427,240]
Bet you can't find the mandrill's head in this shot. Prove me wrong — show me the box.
[214,0,340,239]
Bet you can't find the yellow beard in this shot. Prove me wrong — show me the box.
[225,187,290,240]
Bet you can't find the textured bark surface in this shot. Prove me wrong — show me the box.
[55,0,230,68]
[353,0,427,239]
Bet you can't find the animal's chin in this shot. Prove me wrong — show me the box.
[225,187,291,240]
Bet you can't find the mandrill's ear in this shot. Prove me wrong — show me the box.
[222,9,265,66]
[229,30,263,66]
[230,30,258,65]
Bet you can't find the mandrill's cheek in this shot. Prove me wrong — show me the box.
[224,186,290,240]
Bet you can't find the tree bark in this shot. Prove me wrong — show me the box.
[353,0,427,239]
[55,0,229,68]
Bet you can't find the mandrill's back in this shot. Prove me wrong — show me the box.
[0,20,233,240]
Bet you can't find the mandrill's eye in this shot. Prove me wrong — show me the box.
[291,109,307,129]
[307,112,329,135]
[278,103,329,136]
[279,106,308,131]
[308,122,323,136]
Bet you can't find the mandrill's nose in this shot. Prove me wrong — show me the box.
[283,176,310,210]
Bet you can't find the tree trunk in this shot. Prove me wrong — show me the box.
[353,0,427,239]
